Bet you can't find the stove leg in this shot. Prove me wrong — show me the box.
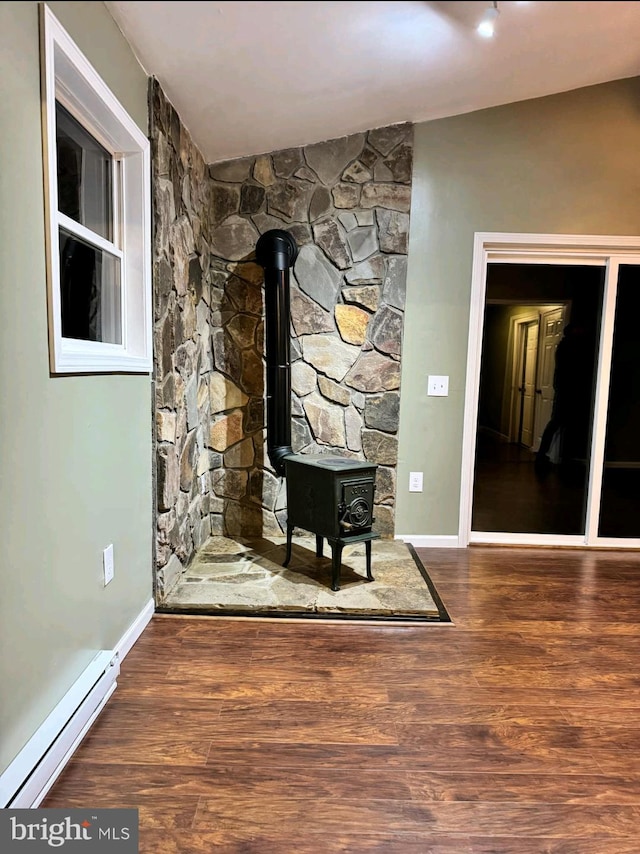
[283,524,293,567]
[316,534,323,559]
[330,540,343,592]
[366,539,374,582]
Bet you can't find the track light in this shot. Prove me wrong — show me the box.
[477,1,499,38]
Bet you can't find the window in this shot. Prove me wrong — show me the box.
[41,5,151,373]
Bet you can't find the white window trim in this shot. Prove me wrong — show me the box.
[40,4,152,374]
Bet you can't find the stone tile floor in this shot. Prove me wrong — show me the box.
[161,535,447,620]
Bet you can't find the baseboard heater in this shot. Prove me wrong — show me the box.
[0,650,119,808]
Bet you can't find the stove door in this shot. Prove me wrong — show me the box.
[341,479,375,532]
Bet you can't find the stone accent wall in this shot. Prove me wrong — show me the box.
[207,125,413,538]
[151,80,216,599]
[152,76,413,598]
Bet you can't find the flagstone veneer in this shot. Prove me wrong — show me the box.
[152,78,413,600]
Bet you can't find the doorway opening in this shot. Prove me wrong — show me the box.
[460,233,640,548]
[473,264,602,535]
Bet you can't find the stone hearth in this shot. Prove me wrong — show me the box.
[161,536,447,621]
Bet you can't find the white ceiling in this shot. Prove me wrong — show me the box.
[106,1,640,164]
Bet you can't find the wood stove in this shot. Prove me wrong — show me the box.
[256,230,379,591]
[285,454,378,591]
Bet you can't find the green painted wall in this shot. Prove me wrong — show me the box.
[0,2,151,776]
[396,77,640,537]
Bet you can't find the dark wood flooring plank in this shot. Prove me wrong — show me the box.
[192,794,449,834]
[192,796,640,837]
[43,761,413,801]
[388,685,640,706]
[160,670,391,701]
[205,742,406,769]
[65,731,211,766]
[467,838,640,853]
[139,831,473,854]
[210,716,398,744]
[407,770,640,804]
[471,664,640,689]
[203,740,600,774]
[593,749,640,774]
[396,721,595,752]
[448,618,640,636]
[218,698,570,726]
[44,792,198,830]
[562,707,640,724]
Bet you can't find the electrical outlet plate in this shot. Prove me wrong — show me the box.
[409,471,423,492]
[103,544,114,586]
[428,375,449,396]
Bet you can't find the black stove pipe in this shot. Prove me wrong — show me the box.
[255,229,299,477]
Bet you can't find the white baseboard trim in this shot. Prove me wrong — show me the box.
[115,597,155,661]
[396,535,462,549]
[0,597,155,809]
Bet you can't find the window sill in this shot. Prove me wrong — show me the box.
[54,341,152,375]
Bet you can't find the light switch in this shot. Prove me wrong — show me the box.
[409,472,423,492]
[428,375,449,396]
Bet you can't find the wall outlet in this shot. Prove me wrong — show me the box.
[103,544,114,586]
[428,375,449,396]
[409,471,423,492]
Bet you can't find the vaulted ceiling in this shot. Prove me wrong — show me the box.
[106,1,640,163]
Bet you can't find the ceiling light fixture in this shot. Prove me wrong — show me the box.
[477,1,499,38]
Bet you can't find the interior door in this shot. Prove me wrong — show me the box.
[533,307,565,450]
[519,320,538,448]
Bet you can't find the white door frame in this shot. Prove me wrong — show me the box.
[458,232,640,548]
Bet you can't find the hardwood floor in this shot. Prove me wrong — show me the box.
[471,434,588,535]
[44,546,640,852]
